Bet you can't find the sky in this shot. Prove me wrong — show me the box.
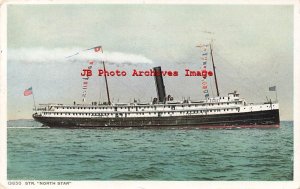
[7,4,293,120]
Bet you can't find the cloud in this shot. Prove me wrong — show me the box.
[8,47,153,65]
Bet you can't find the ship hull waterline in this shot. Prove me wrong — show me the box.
[33,109,280,129]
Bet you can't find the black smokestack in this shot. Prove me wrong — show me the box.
[153,66,166,103]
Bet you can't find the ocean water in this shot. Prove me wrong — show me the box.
[7,120,293,181]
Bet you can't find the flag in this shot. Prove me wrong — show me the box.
[66,45,103,59]
[94,46,103,53]
[24,87,33,96]
[269,86,276,91]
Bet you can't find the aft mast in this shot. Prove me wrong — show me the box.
[197,42,220,98]
[209,43,220,97]
[100,47,111,105]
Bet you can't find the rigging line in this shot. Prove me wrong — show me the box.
[213,51,264,96]
[209,43,220,97]
[111,75,147,100]
[157,57,190,97]
[168,49,256,100]
[216,69,263,101]
[65,45,102,59]
[214,51,260,91]
[208,76,215,97]
[130,78,151,96]
[163,77,179,98]
[207,52,215,98]
[211,57,261,97]
[98,74,104,103]
[216,68,251,93]
[213,51,243,79]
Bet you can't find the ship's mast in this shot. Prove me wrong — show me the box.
[101,48,111,105]
[209,43,220,97]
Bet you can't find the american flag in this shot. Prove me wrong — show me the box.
[24,87,33,96]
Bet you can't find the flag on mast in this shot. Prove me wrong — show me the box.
[65,45,103,102]
[65,45,103,59]
[24,87,33,96]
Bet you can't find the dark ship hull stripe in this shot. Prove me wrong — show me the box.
[33,109,280,129]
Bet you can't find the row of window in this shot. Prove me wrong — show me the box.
[42,108,240,116]
[53,101,243,111]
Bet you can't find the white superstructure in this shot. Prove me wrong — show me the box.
[35,91,279,119]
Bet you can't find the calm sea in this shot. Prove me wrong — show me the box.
[7,120,293,181]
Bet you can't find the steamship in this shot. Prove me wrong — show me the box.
[33,45,280,129]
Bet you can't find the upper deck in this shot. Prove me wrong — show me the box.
[34,91,279,118]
